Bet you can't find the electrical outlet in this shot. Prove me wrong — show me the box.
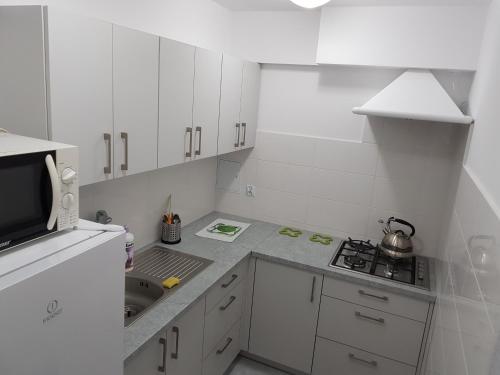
[246,184,256,197]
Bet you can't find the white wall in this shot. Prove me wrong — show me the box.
[317,6,486,70]
[79,158,217,248]
[466,0,500,213]
[257,64,473,141]
[215,64,473,257]
[230,11,320,65]
[425,1,500,374]
[0,0,232,51]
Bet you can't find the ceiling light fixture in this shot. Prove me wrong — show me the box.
[289,0,332,9]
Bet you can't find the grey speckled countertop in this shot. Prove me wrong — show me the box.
[124,212,436,363]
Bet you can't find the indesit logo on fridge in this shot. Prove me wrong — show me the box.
[43,299,63,324]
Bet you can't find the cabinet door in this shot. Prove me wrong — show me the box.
[158,38,195,168]
[249,259,321,373]
[124,333,166,375]
[217,54,243,156]
[192,47,222,160]
[166,298,205,375]
[239,62,260,150]
[45,8,113,186]
[0,6,48,140]
[113,25,159,178]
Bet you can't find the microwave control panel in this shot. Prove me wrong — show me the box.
[56,147,79,230]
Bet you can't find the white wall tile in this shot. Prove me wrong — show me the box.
[306,196,368,235]
[310,168,374,206]
[314,138,378,175]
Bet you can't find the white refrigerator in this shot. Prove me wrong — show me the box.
[0,223,125,375]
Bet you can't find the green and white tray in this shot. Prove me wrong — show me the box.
[195,219,251,243]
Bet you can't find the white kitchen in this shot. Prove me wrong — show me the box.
[0,0,499,374]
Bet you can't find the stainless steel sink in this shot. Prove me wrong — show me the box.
[124,246,212,327]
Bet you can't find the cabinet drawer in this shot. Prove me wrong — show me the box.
[318,296,424,366]
[203,320,241,375]
[206,260,247,313]
[322,277,429,322]
[313,337,415,375]
[204,281,244,356]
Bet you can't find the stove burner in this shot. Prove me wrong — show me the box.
[344,255,367,269]
[346,238,376,253]
[329,238,430,290]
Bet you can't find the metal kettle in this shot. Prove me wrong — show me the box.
[379,217,415,259]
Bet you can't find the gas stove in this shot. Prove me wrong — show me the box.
[329,238,430,290]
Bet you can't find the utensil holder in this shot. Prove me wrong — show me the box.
[161,221,181,244]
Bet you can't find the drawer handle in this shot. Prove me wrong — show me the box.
[216,337,233,355]
[348,353,378,367]
[171,326,179,359]
[220,296,236,311]
[158,337,167,372]
[222,274,238,288]
[185,127,193,157]
[358,289,389,301]
[355,311,385,324]
[310,276,316,303]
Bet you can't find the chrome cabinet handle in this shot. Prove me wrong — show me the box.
[103,133,112,174]
[358,289,389,301]
[240,123,246,146]
[185,127,193,157]
[158,337,167,372]
[355,311,385,324]
[222,274,237,288]
[310,276,316,303]
[171,326,179,359]
[195,126,202,156]
[216,337,233,355]
[348,353,378,367]
[220,296,236,311]
[234,123,240,148]
[120,132,128,171]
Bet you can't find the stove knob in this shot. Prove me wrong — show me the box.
[62,193,75,209]
[61,168,77,184]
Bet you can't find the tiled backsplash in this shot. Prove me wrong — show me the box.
[80,157,217,248]
[216,120,468,257]
[425,168,500,375]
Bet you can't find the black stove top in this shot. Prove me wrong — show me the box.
[329,238,430,290]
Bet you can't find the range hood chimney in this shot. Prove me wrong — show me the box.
[352,69,473,125]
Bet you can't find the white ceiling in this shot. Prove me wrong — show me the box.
[213,0,490,11]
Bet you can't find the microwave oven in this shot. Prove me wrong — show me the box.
[0,133,79,252]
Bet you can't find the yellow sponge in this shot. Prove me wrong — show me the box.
[162,277,180,289]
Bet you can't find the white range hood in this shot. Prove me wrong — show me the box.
[352,69,473,125]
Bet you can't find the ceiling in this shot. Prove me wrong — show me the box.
[213,0,490,11]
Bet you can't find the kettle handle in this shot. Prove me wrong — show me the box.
[388,217,416,237]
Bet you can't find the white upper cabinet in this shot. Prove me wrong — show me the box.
[158,38,195,168]
[218,56,260,155]
[218,55,244,155]
[192,48,222,160]
[316,6,485,70]
[239,61,260,150]
[45,8,113,186]
[0,6,47,140]
[112,25,159,178]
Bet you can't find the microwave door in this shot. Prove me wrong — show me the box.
[0,151,57,251]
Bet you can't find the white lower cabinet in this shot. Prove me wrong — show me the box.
[249,259,322,373]
[124,332,165,375]
[166,297,205,375]
[203,320,241,375]
[317,295,425,366]
[312,337,415,375]
[124,297,205,375]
